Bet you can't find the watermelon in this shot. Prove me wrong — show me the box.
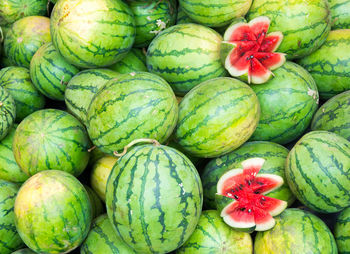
[87,72,178,155]
[130,0,177,48]
[14,170,92,254]
[108,48,147,74]
[202,141,295,210]
[88,146,106,167]
[254,208,337,253]
[247,0,331,59]
[311,90,350,141]
[13,109,90,177]
[80,214,136,254]
[0,125,28,183]
[0,86,15,141]
[30,42,79,101]
[11,249,35,254]
[51,0,135,68]
[286,131,350,213]
[179,0,252,28]
[174,77,260,158]
[216,158,287,232]
[64,69,120,125]
[299,30,350,99]
[177,210,252,253]
[90,155,118,202]
[84,185,104,219]
[329,0,350,29]
[0,180,23,254]
[250,61,319,145]
[176,5,195,24]
[0,66,45,121]
[4,16,51,67]
[0,0,47,26]
[146,23,227,95]
[106,144,203,253]
[166,139,202,167]
[335,207,350,254]
[222,16,286,84]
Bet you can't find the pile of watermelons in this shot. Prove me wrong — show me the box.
[0,0,350,253]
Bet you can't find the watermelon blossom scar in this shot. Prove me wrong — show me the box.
[216,157,287,232]
[221,16,286,84]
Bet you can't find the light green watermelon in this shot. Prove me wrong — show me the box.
[329,0,350,29]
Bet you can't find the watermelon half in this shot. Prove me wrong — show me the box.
[221,16,286,84]
[216,158,287,232]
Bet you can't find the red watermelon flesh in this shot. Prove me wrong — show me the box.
[217,158,287,231]
[223,17,286,84]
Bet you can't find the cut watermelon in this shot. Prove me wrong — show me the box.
[216,158,287,232]
[221,17,286,84]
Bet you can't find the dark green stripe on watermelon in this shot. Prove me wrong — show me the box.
[108,48,147,74]
[329,0,350,29]
[335,207,350,254]
[0,86,15,141]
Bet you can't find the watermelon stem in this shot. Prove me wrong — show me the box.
[113,138,160,157]
[87,146,96,153]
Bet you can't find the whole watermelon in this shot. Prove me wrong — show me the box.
[179,0,252,27]
[106,144,203,253]
[64,69,120,125]
[311,90,350,141]
[202,141,295,209]
[30,42,79,101]
[174,77,260,158]
[250,62,319,145]
[0,125,28,183]
[13,109,90,176]
[335,207,350,254]
[0,179,23,254]
[286,131,350,213]
[87,72,178,155]
[254,209,337,253]
[146,23,227,95]
[177,210,252,253]
[0,66,45,121]
[247,0,331,59]
[329,0,350,29]
[4,16,51,67]
[108,48,147,74]
[299,30,350,99]
[80,214,136,254]
[0,86,15,141]
[51,0,135,68]
[130,0,177,47]
[14,170,92,254]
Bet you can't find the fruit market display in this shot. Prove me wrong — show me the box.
[1,0,350,253]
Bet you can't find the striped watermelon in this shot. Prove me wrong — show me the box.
[250,62,319,145]
[30,42,79,101]
[0,0,47,26]
[0,66,45,121]
[311,90,350,141]
[13,109,90,176]
[84,185,104,219]
[202,141,295,210]
[254,208,337,253]
[176,5,195,24]
[11,249,35,254]
[65,69,120,125]
[4,16,51,67]
[0,86,15,141]
[108,48,147,74]
[329,0,350,29]
[247,0,331,59]
[174,77,260,158]
[14,170,92,254]
[87,72,178,155]
[0,179,23,254]
[130,0,177,47]
[146,23,227,95]
[80,214,136,254]
[299,30,350,99]
[335,207,350,254]
[179,0,252,27]
[51,0,135,68]
[106,144,203,253]
[286,131,350,213]
[0,125,28,183]
[90,155,118,202]
[177,210,252,253]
